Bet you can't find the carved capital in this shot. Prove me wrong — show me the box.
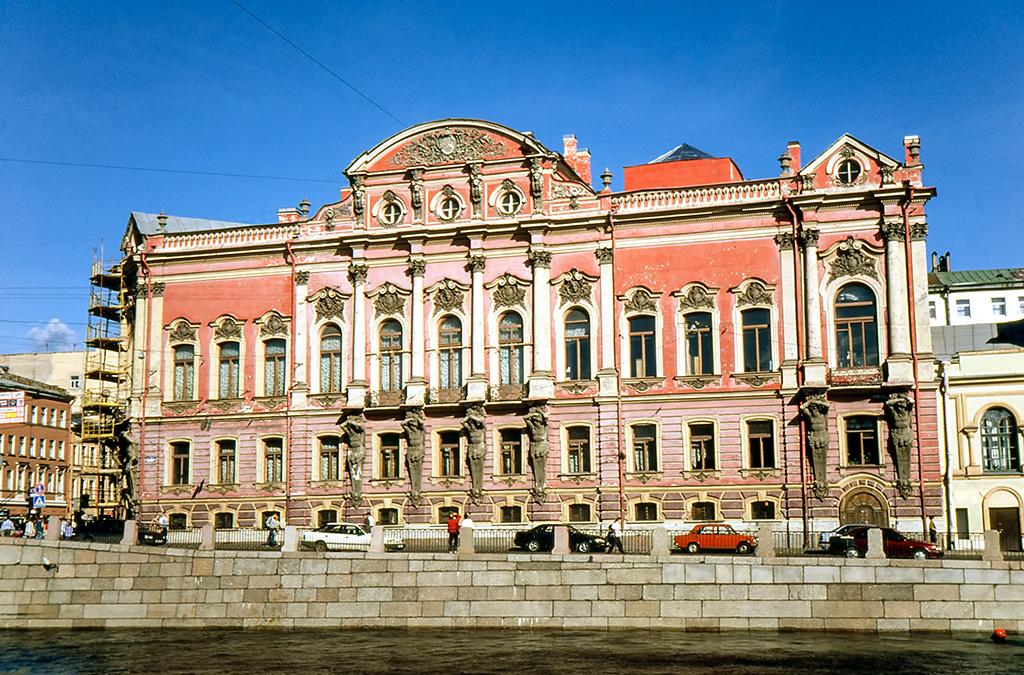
[150,282,165,297]
[910,222,928,241]
[595,247,614,264]
[348,262,369,284]
[880,219,906,242]
[527,248,552,269]
[799,227,820,248]
[468,255,487,274]
[774,232,795,251]
[295,270,310,285]
[408,258,426,277]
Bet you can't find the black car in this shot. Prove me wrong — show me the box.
[513,524,608,553]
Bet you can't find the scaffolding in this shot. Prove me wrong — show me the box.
[77,247,129,518]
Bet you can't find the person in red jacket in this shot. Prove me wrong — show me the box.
[446,512,461,553]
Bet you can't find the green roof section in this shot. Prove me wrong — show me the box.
[929,268,1024,289]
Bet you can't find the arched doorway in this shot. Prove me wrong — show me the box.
[839,489,889,527]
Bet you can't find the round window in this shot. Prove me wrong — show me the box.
[438,197,460,221]
[380,202,402,225]
[836,159,862,184]
[497,191,522,215]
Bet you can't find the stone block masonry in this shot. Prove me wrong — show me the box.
[1,538,1022,633]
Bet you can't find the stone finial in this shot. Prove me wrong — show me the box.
[600,168,613,191]
[298,198,310,216]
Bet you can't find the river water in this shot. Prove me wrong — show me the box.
[0,629,1020,675]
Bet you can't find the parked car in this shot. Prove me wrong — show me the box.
[827,526,942,559]
[674,524,758,554]
[299,523,404,552]
[513,524,608,553]
[817,524,870,550]
[138,523,167,545]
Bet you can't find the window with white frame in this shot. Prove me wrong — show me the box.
[173,344,195,400]
[683,312,714,375]
[438,430,461,477]
[565,425,592,474]
[845,416,881,465]
[628,315,657,377]
[379,320,403,391]
[835,283,879,367]
[928,301,937,320]
[956,299,971,318]
[981,407,1021,472]
[379,433,401,479]
[499,312,525,385]
[631,423,658,472]
[498,428,524,474]
[216,439,236,484]
[218,341,241,398]
[263,437,283,483]
[170,441,190,485]
[741,308,772,372]
[438,315,463,389]
[564,308,592,380]
[319,436,342,481]
[264,338,287,396]
[689,422,716,470]
[319,324,344,392]
[993,297,1007,317]
[747,420,775,469]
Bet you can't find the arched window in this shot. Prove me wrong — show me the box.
[835,283,879,367]
[741,308,772,372]
[319,325,343,393]
[218,341,240,399]
[683,312,713,375]
[564,308,591,380]
[438,315,462,389]
[982,408,1021,472]
[628,315,656,377]
[264,338,287,396]
[499,311,524,386]
[380,319,403,391]
[173,344,195,400]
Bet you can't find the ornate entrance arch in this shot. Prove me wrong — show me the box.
[839,489,889,527]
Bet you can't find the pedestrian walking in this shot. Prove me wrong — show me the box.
[0,516,14,536]
[446,511,461,553]
[607,516,625,553]
[265,513,280,547]
[23,518,36,539]
[928,516,938,545]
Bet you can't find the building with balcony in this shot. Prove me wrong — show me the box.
[117,119,941,535]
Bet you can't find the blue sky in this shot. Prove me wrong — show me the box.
[1,1,1021,355]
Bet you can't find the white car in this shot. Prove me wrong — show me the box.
[299,523,404,552]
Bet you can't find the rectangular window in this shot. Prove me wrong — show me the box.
[214,512,234,529]
[218,341,240,399]
[217,440,236,484]
[628,316,657,378]
[689,422,716,470]
[377,508,399,526]
[993,297,1007,317]
[691,501,716,521]
[928,301,937,320]
[568,503,591,522]
[747,420,775,469]
[379,433,401,479]
[955,508,969,541]
[173,344,195,400]
[264,339,287,396]
[438,431,461,477]
[684,312,714,375]
[317,510,337,528]
[741,309,772,372]
[956,299,971,318]
[751,501,776,520]
[632,424,658,472]
[566,426,591,474]
[499,428,523,475]
[499,505,522,523]
[1019,297,1024,316]
[264,438,283,483]
[320,437,341,481]
[171,442,190,485]
[846,416,881,465]
[635,502,658,522]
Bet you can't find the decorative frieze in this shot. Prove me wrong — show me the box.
[490,273,527,309]
[624,288,658,314]
[673,375,719,390]
[677,285,715,312]
[213,318,242,340]
[431,278,467,315]
[828,236,879,282]
[387,127,508,167]
[557,269,594,307]
[168,321,197,344]
[259,313,288,337]
[311,287,347,322]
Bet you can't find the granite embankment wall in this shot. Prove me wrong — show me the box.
[2,538,1023,633]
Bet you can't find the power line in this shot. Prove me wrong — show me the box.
[0,157,338,184]
[228,0,406,128]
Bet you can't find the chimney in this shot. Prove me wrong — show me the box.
[787,141,801,173]
[904,135,921,166]
[277,207,301,224]
[563,134,592,186]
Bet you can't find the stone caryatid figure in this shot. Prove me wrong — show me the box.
[462,404,487,503]
[799,394,831,500]
[523,404,550,502]
[340,412,366,503]
[885,392,915,498]
[402,408,426,506]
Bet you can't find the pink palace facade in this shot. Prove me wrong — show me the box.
[119,119,941,534]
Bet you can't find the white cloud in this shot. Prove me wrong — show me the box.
[26,319,78,351]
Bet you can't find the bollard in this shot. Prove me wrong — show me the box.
[757,523,776,559]
[458,520,475,556]
[120,520,138,546]
[282,525,299,553]
[982,529,1003,561]
[45,515,62,542]
[865,527,886,559]
[553,523,570,554]
[368,526,385,553]
[651,524,671,556]
[200,523,215,551]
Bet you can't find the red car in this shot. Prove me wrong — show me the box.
[674,524,758,554]
[828,526,942,559]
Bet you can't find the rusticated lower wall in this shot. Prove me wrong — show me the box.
[1,538,1022,633]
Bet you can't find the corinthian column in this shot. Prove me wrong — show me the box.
[466,253,488,401]
[800,227,827,386]
[406,257,427,406]
[882,219,913,384]
[347,261,368,407]
[595,246,617,396]
[775,233,798,390]
[527,247,554,399]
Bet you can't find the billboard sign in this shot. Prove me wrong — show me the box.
[0,391,26,425]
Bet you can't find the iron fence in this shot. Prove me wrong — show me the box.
[164,528,201,550]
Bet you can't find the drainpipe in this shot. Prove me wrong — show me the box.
[901,184,928,531]
[284,239,296,525]
[783,197,809,546]
[138,251,152,523]
[939,359,954,547]
[607,208,626,520]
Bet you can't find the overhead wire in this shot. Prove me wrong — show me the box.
[0,158,338,184]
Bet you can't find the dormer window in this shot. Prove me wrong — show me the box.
[438,196,461,221]
[497,191,521,216]
[380,202,402,226]
[835,159,862,185]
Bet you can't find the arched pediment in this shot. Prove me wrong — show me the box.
[346,119,555,174]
